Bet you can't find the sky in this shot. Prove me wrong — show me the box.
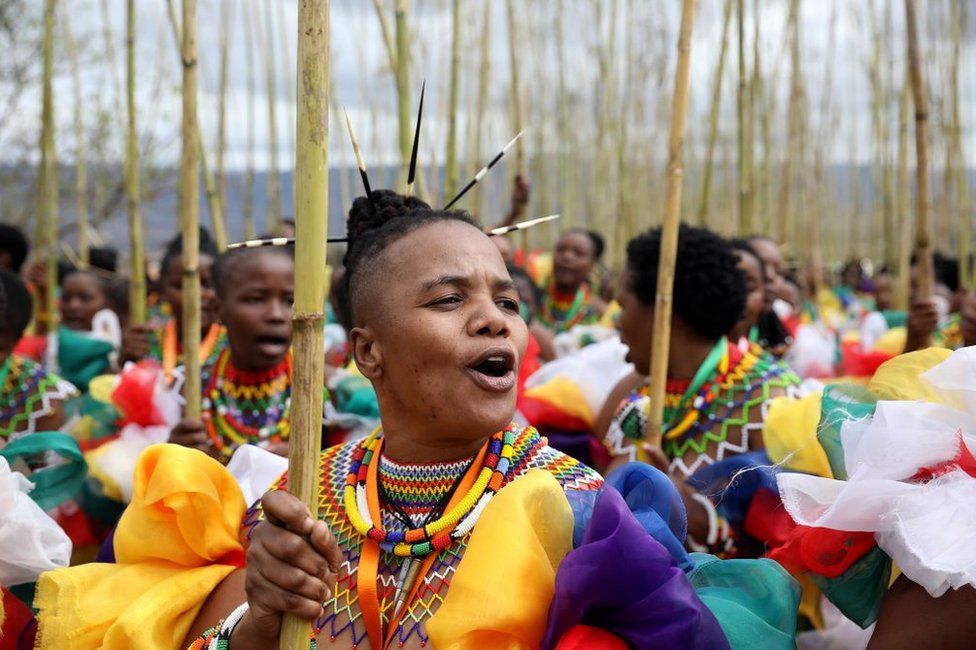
[2,0,975,173]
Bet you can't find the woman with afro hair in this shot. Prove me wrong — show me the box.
[600,224,805,558]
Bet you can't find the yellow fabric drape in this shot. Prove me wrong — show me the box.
[764,393,832,478]
[523,377,595,428]
[427,469,574,649]
[35,444,246,649]
[868,347,953,402]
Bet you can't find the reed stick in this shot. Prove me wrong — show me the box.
[697,0,733,226]
[63,16,89,268]
[472,0,492,215]
[395,0,411,189]
[444,0,461,201]
[645,0,698,450]
[905,0,933,303]
[164,0,226,249]
[897,74,912,310]
[261,0,282,230]
[244,0,257,240]
[40,0,58,333]
[181,0,202,419]
[280,0,329,645]
[777,0,801,248]
[505,0,526,177]
[950,0,971,287]
[125,0,146,325]
[371,0,398,72]
[216,0,233,222]
[736,0,754,234]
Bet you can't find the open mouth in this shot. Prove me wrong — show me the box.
[255,334,289,355]
[466,347,517,393]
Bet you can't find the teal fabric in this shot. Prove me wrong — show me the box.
[334,374,379,418]
[0,432,87,510]
[57,325,114,391]
[813,546,891,628]
[816,384,878,480]
[688,553,801,650]
[881,309,907,329]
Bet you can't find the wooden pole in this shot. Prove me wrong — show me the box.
[736,0,754,234]
[181,0,202,419]
[63,16,89,268]
[697,0,733,226]
[645,0,698,450]
[472,0,492,215]
[244,0,257,240]
[262,0,282,230]
[371,0,398,72]
[897,72,913,310]
[280,0,329,646]
[395,0,411,190]
[40,0,58,333]
[165,0,227,250]
[444,0,462,202]
[950,0,971,288]
[905,0,933,303]
[125,0,146,325]
[778,0,801,247]
[505,0,526,177]
[216,0,234,227]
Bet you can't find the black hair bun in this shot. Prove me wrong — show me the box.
[346,190,431,244]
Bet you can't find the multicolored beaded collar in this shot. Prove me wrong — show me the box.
[344,424,516,558]
[203,347,292,459]
[539,282,596,333]
[0,355,78,440]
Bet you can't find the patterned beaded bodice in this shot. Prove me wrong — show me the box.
[0,355,78,442]
[241,425,603,649]
[605,342,803,477]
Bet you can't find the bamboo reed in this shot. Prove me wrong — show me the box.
[262,0,282,229]
[505,0,526,177]
[395,0,411,190]
[645,0,698,450]
[244,0,257,240]
[277,0,296,170]
[40,0,58,333]
[950,0,971,288]
[905,0,933,304]
[164,0,226,249]
[777,0,801,248]
[216,0,233,220]
[697,0,733,227]
[444,0,461,201]
[897,75,912,310]
[63,17,89,268]
[280,0,329,646]
[736,0,754,234]
[371,0,398,72]
[125,0,146,325]
[181,0,202,419]
[472,0,492,216]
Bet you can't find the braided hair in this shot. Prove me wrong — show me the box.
[342,190,479,326]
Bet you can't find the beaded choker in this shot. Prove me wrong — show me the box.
[203,348,292,458]
[0,355,76,439]
[540,283,593,332]
[344,424,517,558]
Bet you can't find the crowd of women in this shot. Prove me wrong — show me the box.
[1,175,976,649]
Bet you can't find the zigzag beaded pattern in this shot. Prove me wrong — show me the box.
[605,344,803,478]
[240,425,603,648]
[0,356,78,440]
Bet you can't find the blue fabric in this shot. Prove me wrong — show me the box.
[686,450,779,529]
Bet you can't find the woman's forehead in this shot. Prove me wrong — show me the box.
[384,221,507,285]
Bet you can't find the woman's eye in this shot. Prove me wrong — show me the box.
[497,298,519,312]
[433,295,462,306]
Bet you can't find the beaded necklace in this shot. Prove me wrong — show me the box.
[539,282,595,332]
[344,424,516,558]
[202,347,292,459]
[0,355,78,440]
[150,319,225,382]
